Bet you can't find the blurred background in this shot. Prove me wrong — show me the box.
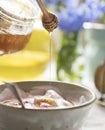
[0,0,105,96]
[42,0,105,95]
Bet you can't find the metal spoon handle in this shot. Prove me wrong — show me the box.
[4,82,25,109]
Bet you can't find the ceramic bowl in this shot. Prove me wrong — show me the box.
[0,81,96,130]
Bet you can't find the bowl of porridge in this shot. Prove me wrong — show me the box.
[0,81,96,130]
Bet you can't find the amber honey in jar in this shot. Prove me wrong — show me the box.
[0,0,39,55]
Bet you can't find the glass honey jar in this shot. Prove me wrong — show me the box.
[0,0,40,55]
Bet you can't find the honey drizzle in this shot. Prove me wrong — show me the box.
[49,32,52,81]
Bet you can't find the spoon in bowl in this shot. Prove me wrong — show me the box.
[4,82,25,109]
[36,0,59,32]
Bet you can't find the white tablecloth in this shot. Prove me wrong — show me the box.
[82,103,105,130]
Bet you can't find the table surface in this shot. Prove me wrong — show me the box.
[82,102,105,130]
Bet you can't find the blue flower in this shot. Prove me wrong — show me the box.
[58,7,85,32]
[84,0,104,21]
